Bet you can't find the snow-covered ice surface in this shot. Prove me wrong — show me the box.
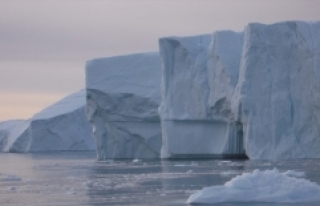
[1,152,320,206]
[85,52,162,160]
[187,168,320,204]
[0,90,95,152]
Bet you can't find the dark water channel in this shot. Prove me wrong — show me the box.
[0,152,319,206]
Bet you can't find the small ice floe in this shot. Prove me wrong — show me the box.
[218,161,232,166]
[186,170,193,174]
[114,182,135,189]
[1,175,22,181]
[187,168,320,204]
[283,170,306,178]
[228,162,244,167]
[132,159,141,163]
[220,170,241,176]
[174,163,189,167]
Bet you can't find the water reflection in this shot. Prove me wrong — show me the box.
[0,152,319,206]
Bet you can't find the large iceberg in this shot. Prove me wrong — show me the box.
[159,33,246,158]
[85,53,162,160]
[159,20,320,160]
[187,168,320,204]
[233,21,320,159]
[0,90,95,152]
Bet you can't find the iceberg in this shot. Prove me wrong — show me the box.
[233,21,320,159]
[0,90,95,152]
[159,20,320,160]
[159,33,246,158]
[85,53,162,160]
[187,168,320,204]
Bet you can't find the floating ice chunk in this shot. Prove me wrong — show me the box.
[283,170,306,178]
[132,159,141,163]
[187,168,320,204]
[220,170,241,176]
[186,170,193,174]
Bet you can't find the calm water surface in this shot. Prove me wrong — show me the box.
[0,152,319,206]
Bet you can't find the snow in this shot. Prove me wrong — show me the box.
[0,90,95,152]
[187,168,320,204]
[85,52,162,160]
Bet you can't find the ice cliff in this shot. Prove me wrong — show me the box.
[159,20,320,159]
[85,53,162,160]
[159,33,246,158]
[0,90,95,152]
[233,21,320,159]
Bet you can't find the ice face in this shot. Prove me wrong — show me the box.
[0,90,95,152]
[187,168,320,204]
[233,21,320,159]
[160,20,320,160]
[85,53,162,160]
[159,33,246,158]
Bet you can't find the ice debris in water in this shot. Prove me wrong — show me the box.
[132,159,141,163]
[187,168,320,204]
[283,170,306,178]
[220,170,241,176]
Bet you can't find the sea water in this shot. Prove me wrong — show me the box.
[0,152,319,206]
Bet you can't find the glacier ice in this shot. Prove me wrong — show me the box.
[233,21,320,159]
[2,20,319,161]
[85,52,162,160]
[159,33,246,158]
[159,20,320,160]
[0,90,95,152]
[187,168,320,204]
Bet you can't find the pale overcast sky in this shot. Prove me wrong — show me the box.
[1,0,320,121]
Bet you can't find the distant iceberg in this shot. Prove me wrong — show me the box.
[187,168,320,204]
[0,90,95,152]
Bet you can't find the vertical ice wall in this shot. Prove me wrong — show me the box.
[233,21,320,159]
[85,53,162,160]
[159,33,246,158]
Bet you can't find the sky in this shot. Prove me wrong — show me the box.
[1,0,320,121]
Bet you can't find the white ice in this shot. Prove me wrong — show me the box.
[0,90,95,152]
[85,52,162,160]
[187,168,320,204]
